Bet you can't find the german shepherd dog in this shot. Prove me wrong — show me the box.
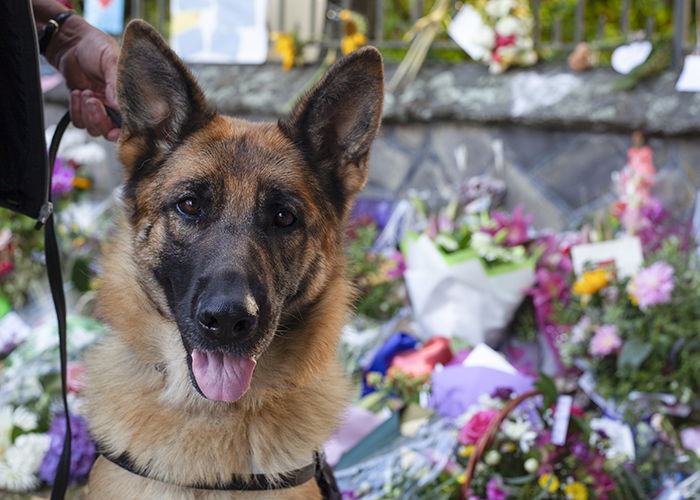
[84,20,383,499]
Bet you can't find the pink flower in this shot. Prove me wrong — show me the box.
[628,261,675,308]
[459,408,499,445]
[486,478,508,500]
[482,205,533,247]
[589,325,622,357]
[67,361,86,394]
[385,251,406,279]
[627,146,656,185]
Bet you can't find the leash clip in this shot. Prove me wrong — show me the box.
[35,201,54,229]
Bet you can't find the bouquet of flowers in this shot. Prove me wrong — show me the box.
[556,238,700,416]
[448,0,538,74]
[454,386,630,500]
[403,205,537,344]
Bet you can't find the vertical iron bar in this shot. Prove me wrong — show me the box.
[532,0,541,49]
[645,16,655,38]
[597,14,606,40]
[131,0,142,20]
[410,0,422,23]
[674,0,685,68]
[157,0,165,35]
[621,0,630,39]
[574,0,585,43]
[310,0,317,41]
[375,0,384,41]
[278,0,285,33]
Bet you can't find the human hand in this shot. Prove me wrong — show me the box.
[45,16,121,140]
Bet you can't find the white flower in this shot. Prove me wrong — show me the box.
[12,407,38,432]
[524,457,539,473]
[519,49,538,66]
[5,433,50,476]
[63,142,107,168]
[484,450,501,465]
[0,407,12,456]
[485,0,516,18]
[502,417,537,452]
[0,461,41,491]
[495,16,521,37]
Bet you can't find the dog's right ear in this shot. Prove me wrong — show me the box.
[117,20,213,170]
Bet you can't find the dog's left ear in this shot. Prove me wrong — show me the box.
[281,47,384,214]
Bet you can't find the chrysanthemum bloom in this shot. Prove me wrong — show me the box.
[538,472,560,492]
[573,269,608,296]
[589,325,622,357]
[628,261,674,309]
[565,481,589,500]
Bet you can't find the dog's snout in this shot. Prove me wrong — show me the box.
[196,299,258,343]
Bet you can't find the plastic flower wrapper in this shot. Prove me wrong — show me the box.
[334,416,458,500]
[0,315,107,408]
[402,209,536,345]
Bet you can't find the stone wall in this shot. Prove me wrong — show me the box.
[43,60,700,228]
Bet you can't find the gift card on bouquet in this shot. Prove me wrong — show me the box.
[571,236,643,278]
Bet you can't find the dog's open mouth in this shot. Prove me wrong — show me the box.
[190,349,257,402]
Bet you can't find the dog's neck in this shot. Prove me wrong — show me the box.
[85,225,352,485]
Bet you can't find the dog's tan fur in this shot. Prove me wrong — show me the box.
[84,20,383,499]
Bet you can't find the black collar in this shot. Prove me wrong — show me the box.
[100,448,341,498]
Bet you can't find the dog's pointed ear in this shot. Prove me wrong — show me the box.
[117,20,213,166]
[280,47,384,215]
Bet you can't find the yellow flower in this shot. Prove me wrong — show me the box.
[270,32,296,70]
[72,176,91,190]
[573,269,609,295]
[565,482,589,500]
[459,445,475,457]
[538,473,560,492]
[341,32,367,55]
[339,9,352,21]
[457,473,466,484]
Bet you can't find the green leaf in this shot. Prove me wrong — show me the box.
[617,337,653,373]
[534,372,557,408]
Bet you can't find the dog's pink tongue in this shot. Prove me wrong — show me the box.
[191,350,256,402]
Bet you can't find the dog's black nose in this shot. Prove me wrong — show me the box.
[196,300,258,343]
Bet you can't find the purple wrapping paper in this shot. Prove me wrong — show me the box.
[324,406,387,466]
[430,365,535,419]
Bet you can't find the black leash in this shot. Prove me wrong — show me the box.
[36,110,72,500]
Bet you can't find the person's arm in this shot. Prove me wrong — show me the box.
[33,0,121,140]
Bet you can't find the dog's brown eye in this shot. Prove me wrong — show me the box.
[274,210,296,228]
[176,197,202,217]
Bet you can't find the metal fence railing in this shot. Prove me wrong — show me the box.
[129,0,694,68]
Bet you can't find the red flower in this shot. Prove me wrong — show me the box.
[459,408,499,445]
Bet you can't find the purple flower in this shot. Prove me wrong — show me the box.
[571,441,592,463]
[486,478,508,500]
[490,387,514,400]
[51,157,75,196]
[39,413,96,485]
[589,325,622,357]
[628,261,675,309]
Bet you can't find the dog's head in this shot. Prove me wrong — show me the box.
[114,20,382,403]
